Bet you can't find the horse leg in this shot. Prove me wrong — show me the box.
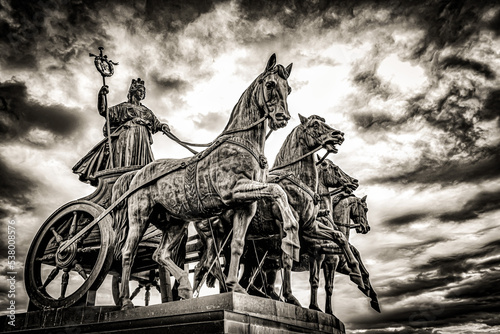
[326,228,364,289]
[232,182,300,262]
[119,199,150,310]
[324,255,339,315]
[152,223,193,300]
[225,202,257,293]
[264,268,280,300]
[282,252,301,306]
[309,253,324,312]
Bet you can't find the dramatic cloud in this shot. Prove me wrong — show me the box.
[1,1,500,333]
[0,80,85,146]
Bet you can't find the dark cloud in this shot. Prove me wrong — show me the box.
[371,145,500,185]
[384,213,429,227]
[440,56,496,80]
[481,89,500,126]
[379,272,461,299]
[439,190,500,222]
[144,0,221,32]
[149,72,191,93]
[0,80,84,146]
[353,239,500,331]
[0,159,37,220]
[351,111,396,130]
[487,7,500,36]
[0,0,110,69]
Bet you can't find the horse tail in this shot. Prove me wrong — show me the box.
[111,170,138,261]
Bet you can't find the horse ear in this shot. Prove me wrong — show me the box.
[285,63,293,77]
[265,53,277,72]
[361,195,367,202]
[299,113,308,125]
[316,154,321,160]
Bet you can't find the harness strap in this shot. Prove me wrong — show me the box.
[226,137,268,169]
[269,172,320,205]
[269,145,323,172]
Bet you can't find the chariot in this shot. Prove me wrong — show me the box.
[24,166,201,310]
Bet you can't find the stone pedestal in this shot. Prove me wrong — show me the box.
[1,293,345,333]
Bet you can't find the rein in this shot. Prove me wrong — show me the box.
[163,74,274,152]
[270,144,323,172]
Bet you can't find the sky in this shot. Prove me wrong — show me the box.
[1,0,500,333]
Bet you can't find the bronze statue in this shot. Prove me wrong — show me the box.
[111,54,297,310]
[310,159,380,313]
[72,79,170,184]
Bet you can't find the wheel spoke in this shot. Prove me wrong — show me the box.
[59,269,70,299]
[69,211,78,238]
[77,246,101,253]
[130,285,143,300]
[41,267,60,289]
[145,286,151,306]
[74,262,88,279]
[36,253,56,262]
[50,227,64,244]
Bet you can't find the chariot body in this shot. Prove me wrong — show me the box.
[24,165,198,310]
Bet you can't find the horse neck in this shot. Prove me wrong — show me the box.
[221,80,266,153]
[333,197,353,238]
[317,180,332,212]
[273,126,318,190]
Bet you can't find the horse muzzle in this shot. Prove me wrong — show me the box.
[269,108,290,130]
[321,131,344,154]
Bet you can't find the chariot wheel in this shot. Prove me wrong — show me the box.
[111,270,162,306]
[25,200,114,309]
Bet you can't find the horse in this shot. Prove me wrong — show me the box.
[111,54,299,310]
[237,114,365,306]
[308,162,380,313]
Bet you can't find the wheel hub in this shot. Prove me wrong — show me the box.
[55,240,77,268]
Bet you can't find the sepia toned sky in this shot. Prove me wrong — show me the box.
[1,0,500,332]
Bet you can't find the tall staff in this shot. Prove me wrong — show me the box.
[89,47,119,168]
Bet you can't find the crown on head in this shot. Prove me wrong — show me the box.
[127,77,146,101]
[129,78,145,92]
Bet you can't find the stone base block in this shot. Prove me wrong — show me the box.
[1,292,345,333]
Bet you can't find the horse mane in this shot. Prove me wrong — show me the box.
[273,124,305,178]
[221,64,290,138]
[220,75,261,135]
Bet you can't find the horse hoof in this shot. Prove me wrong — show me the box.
[178,287,193,300]
[120,299,134,311]
[227,282,248,294]
[309,304,323,312]
[285,295,302,307]
[349,273,365,289]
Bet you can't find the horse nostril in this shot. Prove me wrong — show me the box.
[277,112,289,120]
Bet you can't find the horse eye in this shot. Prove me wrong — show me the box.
[266,81,276,89]
[321,162,327,167]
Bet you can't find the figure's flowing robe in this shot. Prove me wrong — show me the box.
[73,102,162,183]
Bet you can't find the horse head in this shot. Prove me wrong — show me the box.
[317,158,359,193]
[257,54,293,130]
[352,195,370,234]
[298,114,344,153]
